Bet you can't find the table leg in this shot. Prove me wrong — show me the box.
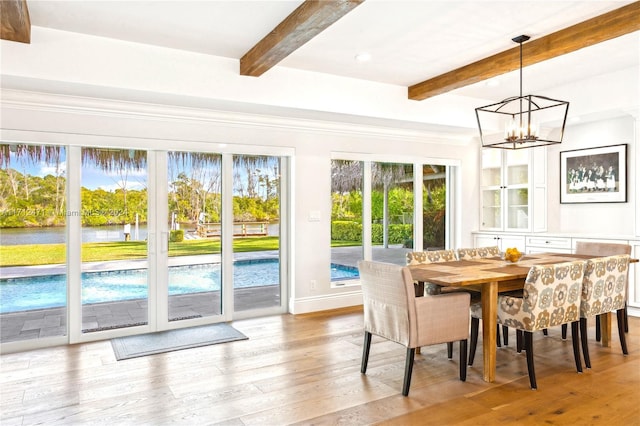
[601,312,612,347]
[481,281,498,382]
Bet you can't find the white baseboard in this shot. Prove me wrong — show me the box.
[290,290,363,314]
[627,305,640,318]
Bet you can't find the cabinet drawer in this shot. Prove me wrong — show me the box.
[527,247,572,254]
[526,236,572,250]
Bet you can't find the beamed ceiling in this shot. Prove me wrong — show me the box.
[1,0,639,103]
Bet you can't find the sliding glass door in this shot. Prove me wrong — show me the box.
[166,152,222,322]
[0,144,67,344]
[1,144,289,349]
[330,159,364,279]
[371,162,413,264]
[329,156,451,276]
[232,155,283,313]
[80,148,149,334]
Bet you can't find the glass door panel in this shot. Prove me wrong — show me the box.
[372,162,413,264]
[422,164,447,251]
[482,166,501,187]
[80,148,148,333]
[507,188,529,229]
[507,165,528,185]
[0,144,67,343]
[481,189,501,229]
[167,152,222,321]
[506,150,529,185]
[481,150,502,186]
[232,155,281,312]
[330,160,363,280]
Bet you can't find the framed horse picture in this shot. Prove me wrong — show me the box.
[560,144,627,204]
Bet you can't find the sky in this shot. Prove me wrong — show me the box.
[6,151,146,191]
[4,149,277,194]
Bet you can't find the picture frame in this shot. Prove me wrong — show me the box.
[560,144,627,204]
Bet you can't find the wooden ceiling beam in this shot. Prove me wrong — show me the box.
[408,1,640,101]
[1,0,31,43]
[240,0,364,77]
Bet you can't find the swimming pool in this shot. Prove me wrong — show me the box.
[0,260,360,313]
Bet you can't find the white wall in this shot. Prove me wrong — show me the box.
[546,115,638,237]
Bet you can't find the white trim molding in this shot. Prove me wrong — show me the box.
[290,291,363,315]
[0,89,471,145]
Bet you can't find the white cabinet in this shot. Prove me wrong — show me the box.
[526,236,572,254]
[480,148,546,232]
[474,233,526,253]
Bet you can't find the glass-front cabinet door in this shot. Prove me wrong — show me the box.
[480,149,532,232]
[481,150,502,229]
[505,150,529,230]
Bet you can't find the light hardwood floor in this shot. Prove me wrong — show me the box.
[1,307,639,425]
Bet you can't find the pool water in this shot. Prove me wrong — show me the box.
[0,260,359,313]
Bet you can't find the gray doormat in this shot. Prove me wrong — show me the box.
[111,323,248,360]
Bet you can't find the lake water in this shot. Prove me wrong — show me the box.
[0,223,280,245]
[0,225,150,245]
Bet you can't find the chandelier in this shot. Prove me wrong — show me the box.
[475,35,570,149]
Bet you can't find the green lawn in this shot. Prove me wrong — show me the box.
[0,237,360,267]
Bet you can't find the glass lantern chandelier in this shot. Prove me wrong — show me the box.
[475,35,570,149]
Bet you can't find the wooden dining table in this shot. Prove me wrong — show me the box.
[408,252,637,383]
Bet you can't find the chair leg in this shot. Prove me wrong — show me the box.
[516,330,523,353]
[542,328,548,336]
[561,323,567,340]
[595,314,601,342]
[496,325,502,347]
[447,342,453,359]
[502,325,509,346]
[459,339,468,381]
[469,317,479,366]
[524,331,537,390]
[617,309,628,355]
[402,348,416,396]
[571,321,583,373]
[623,303,629,333]
[580,317,591,369]
[361,332,372,374]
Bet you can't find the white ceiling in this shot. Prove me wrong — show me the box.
[21,0,640,102]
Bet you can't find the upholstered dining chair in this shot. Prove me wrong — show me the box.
[358,260,470,396]
[494,259,586,389]
[406,249,457,297]
[456,245,500,260]
[406,249,469,358]
[574,241,632,339]
[457,246,510,356]
[579,254,631,368]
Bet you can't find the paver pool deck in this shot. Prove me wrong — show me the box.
[1,246,411,344]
